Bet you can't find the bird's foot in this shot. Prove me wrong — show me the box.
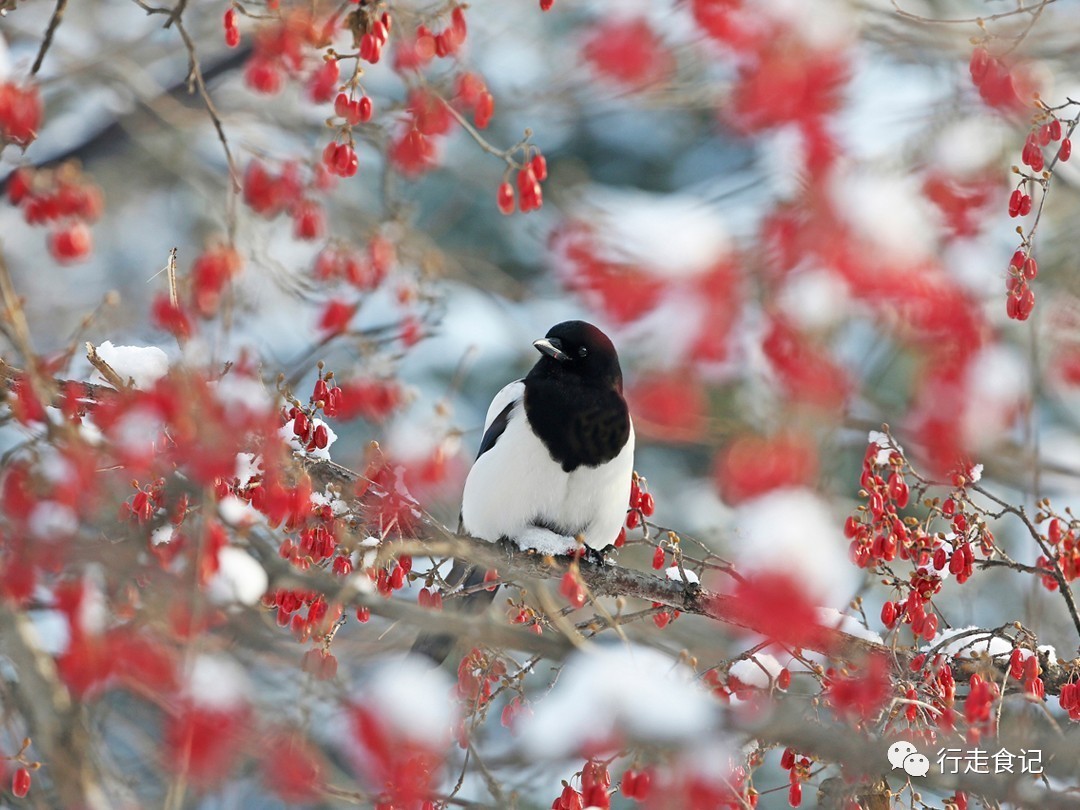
[568,544,611,566]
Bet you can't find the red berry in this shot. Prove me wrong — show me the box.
[12,767,31,798]
[49,222,93,262]
[788,780,802,807]
[625,509,640,529]
[651,546,665,570]
[358,96,373,122]
[1008,188,1022,217]
[497,181,515,215]
[969,47,990,83]
[530,153,548,182]
[639,492,655,516]
[1049,119,1062,141]
[1061,138,1072,162]
[475,92,494,129]
[777,667,791,690]
[540,0,554,9]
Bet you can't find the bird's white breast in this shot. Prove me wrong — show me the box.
[460,381,634,551]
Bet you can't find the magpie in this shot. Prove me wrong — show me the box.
[413,320,635,662]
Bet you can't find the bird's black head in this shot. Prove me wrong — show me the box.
[530,320,623,392]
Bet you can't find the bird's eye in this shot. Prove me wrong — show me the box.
[578,346,588,358]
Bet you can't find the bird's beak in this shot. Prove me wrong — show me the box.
[533,337,569,362]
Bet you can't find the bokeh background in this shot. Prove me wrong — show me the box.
[4,0,1080,806]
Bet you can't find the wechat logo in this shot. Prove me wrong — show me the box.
[888,741,930,777]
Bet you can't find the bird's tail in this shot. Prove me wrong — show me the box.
[411,558,498,665]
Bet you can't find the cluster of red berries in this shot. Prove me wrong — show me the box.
[190,244,243,317]
[847,444,912,567]
[1007,648,1044,699]
[243,160,328,239]
[968,47,1024,109]
[879,567,942,642]
[373,555,412,597]
[285,406,331,452]
[243,10,336,95]
[322,91,373,179]
[1020,117,1071,175]
[1005,249,1036,321]
[625,473,656,531]
[621,768,652,801]
[509,601,544,635]
[456,72,495,129]
[313,238,391,291]
[497,152,547,215]
[455,647,505,707]
[122,478,167,524]
[1057,677,1080,721]
[416,586,444,611]
[779,748,811,807]
[223,8,241,47]
[359,14,392,64]
[551,762,611,809]
[964,673,1000,739]
[903,651,957,732]
[1035,516,1080,589]
[0,81,42,148]
[265,588,340,643]
[300,647,338,680]
[6,164,103,263]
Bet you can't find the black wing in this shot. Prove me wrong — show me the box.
[476,399,515,459]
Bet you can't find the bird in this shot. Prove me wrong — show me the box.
[413,320,635,662]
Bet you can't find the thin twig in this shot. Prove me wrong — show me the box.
[31,0,69,76]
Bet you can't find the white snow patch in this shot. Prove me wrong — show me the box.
[218,495,261,527]
[816,607,883,644]
[734,488,856,607]
[761,0,856,49]
[311,490,350,516]
[214,374,273,415]
[565,187,732,279]
[94,341,169,390]
[960,344,1027,449]
[776,267,850,330]
[366,656,456,741]
[729,654,784,689]
[187,654,250,710]
[206,546,268,606]
[931,116,1009,177]
[829,167,941,262]
[665,566,699,584]
[969,464,984,483]
[151,525,174,546]
[28,503,77,539]
[280,417,337,461]
[234,453,261,488]
[520,645,715,758]
[930,626,1013,658]
[868,430,903,465]
[512,526,578,556]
